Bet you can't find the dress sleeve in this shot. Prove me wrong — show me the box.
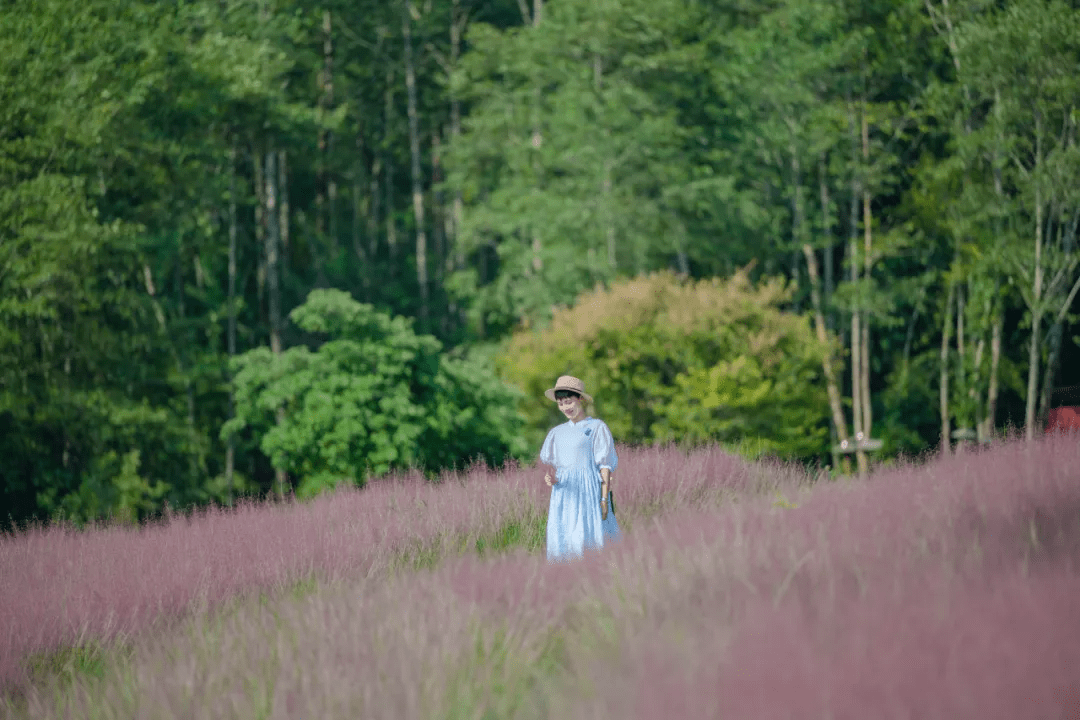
[540,427,557,467]
[592,420,618,471]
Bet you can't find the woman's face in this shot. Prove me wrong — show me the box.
[557,394,584,421]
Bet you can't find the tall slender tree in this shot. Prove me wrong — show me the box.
[403,0,429,331]
[226,144,239,505]
[264,148,287,498]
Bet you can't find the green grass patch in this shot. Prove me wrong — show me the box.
[475,513,546,557]
[3,639,133,717]
[442,621,566,720]
[438,598,629,719]
[22,642,112,685]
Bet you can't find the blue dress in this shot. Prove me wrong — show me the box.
[540,416,621,562]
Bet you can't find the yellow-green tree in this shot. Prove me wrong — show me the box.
[496,270,832,460]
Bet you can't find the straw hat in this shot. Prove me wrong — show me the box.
[544,375,593,404]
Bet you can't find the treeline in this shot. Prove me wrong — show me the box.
[1,0,1078,525]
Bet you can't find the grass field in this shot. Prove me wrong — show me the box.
[2,436,1078,719]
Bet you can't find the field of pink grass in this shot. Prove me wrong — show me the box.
[6,434,1079,719]
[0,444,791,696]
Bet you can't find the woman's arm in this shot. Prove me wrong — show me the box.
[593,421,617,519]
[541,428,558,486]
[599,467,611,518]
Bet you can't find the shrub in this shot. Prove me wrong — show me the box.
[496,269,830,459]
[224,289,530,494]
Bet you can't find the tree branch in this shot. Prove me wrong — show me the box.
[1055,272,1080,324]
[1045,255,1076,298]
[515,0,531,24]
[424,42,450,72]
[1011,152,1031,177]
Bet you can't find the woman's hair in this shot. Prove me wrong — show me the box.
[554,389,581,400]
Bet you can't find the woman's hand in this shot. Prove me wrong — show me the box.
[545,471,556,487]
[599,468,612,519]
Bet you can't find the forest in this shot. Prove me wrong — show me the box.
[2,0,1079,525]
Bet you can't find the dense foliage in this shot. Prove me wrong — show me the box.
[1,0,1078,524]
[498,271,831,458]
[226,289,529,496]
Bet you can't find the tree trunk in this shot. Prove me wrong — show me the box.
[794,140,850,475]
[278,150,289,264]
[353,124,371,300]
[803,243,849,456]
[820,152,835,334]
[316,9,336,281]
[478,244,488,339]
[1025,302,1043,441]
[403,0,428,332]
[369,152,382,265]
[444,0,467,332]
[1024,117,1044,441]
[848,105,867,475]
[984,89,1006,444]
[264,149,287,498]
[860,102,873,452]
[955,284,969,450]
[595,53,616,272]
[818,152,840,470]
[1038,318,1063,424]
[324,11,336,258]
[254,151,266,312]
[352,172,368,295]
[970,288,985,438]
[529,0,543,275]
[675,242,689,276]
[277,151,290,488]
[449,0,465,273]
[226,144,238,505]
[384,67,398,263]
[432,131,447,335]
[956,284,966,395]
[173,237,198,480]
[901,305,919,377]
[980,304,1002,443]
[940,281,955,455]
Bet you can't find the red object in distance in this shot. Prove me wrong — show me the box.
[1046,405,1080,434]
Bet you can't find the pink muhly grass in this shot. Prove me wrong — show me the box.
[0,460,517,693]
[0,443,776,695]
[551,435,1080,719]
[16,546,593,720]
[708,566,1080,720]
[8,436,1079,719]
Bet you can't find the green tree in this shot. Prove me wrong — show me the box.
[224,289,528,497]
[0,0,307,522]
[496,271,831,460]
[952,0,1080,439]
[444,0,695,337]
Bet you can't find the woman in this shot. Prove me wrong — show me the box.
[539,375,621,562]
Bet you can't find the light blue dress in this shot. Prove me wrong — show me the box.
[540,416,621,562]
